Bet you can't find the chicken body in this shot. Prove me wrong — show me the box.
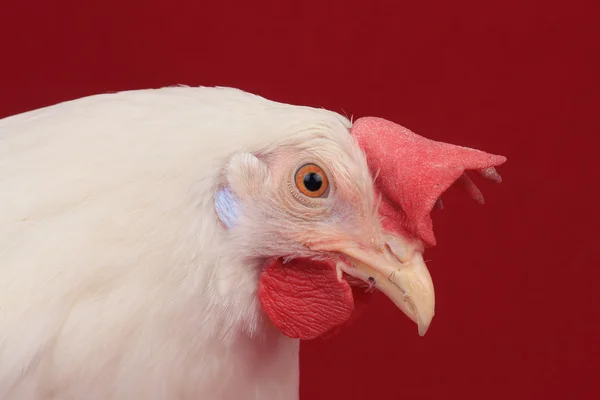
[0,87,352,399]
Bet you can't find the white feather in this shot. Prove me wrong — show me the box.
[0,86,354,399]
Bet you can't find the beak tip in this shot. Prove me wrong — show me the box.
[418,322,431,337]
[416,309,434,336]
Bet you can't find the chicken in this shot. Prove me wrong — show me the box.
[0,86,506,399]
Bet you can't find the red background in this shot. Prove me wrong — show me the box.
[1,0,598,399]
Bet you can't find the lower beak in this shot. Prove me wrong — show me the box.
[313,236,435,336]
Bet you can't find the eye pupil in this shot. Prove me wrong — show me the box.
[303,172,323,192]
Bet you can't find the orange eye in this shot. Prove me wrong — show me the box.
[294,163,329,198]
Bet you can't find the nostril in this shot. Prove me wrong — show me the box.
[385,238,408,263]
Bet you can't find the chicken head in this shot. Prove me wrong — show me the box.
[215,115,506,340]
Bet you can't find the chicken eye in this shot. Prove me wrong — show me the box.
[294,163,329,198]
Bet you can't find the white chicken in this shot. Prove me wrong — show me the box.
[0,86,505,399]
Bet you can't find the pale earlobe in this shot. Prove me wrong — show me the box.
[215,186,241,228]
[216,153,270,229]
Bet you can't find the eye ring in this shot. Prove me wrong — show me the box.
[294,163,329,198]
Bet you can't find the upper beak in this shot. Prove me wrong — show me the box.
[311,235,435,336]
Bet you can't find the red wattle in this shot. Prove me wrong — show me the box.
[258,258,355,340]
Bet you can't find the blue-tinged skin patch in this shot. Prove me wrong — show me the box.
[215,186,241,228]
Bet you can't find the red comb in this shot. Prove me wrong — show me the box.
[351,117,507,247]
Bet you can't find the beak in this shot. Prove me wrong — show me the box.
[311,235,435,336]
